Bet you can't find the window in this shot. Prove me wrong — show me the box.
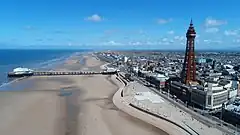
[208,95,212,105]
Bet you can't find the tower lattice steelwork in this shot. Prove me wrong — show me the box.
[181,19,197,84]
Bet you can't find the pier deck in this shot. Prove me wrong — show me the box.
[8,71,118,77]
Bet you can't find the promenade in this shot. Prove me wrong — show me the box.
[116,81,224,135]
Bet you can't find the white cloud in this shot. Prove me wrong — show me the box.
[128,41,142,46]
[224,30,238,36]
[215,40,222,44]
[157,18,172,24]
[85,14,103,22]
[158,41,170,45]
[203,39,222,44]
[205,17,227,27]
[68,42,72,46]
[205,27,219,33]
[203,39,209,42]
[102,40,122,46]
[156,38,174,45]
[196,39,200,44]
[146,41,155,45]
[174,36,185,41]
[162,38,168,42]
[180,42,185,45]
[196,35,200,39]
[25,26,33,30]
[163,42,170,45]
[24,25,37,31]
[167,30,174,34]
[233,39,240,43]
[128,41,159,46]
[169,40,174,43]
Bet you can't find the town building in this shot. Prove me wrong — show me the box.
[145,72,169,89]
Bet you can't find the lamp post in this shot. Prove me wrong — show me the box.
[168,81,171,99]
[221,103,225,127]
[235,124,238,135]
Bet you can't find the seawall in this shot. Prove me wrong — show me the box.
[112,75,195,135]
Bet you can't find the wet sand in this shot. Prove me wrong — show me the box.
[0,54,168,135]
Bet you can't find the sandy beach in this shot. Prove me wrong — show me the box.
[0,53,168,135]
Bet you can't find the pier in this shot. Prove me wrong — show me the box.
[7,71,118,78]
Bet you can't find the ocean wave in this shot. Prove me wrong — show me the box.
[30,55,69,70]
[0,51,86,90]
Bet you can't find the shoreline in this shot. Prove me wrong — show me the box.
[0,51,87,90]
[0,53,169,135]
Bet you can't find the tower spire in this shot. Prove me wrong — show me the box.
[190,18,193,26]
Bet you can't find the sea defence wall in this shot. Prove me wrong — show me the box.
[112,75,196,135]
[128,103,197,135]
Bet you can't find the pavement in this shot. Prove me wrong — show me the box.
[122,81,225,135]
[113,76,186,135]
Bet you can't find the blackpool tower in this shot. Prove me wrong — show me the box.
[181,19,197,84]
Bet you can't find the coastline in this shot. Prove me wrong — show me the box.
[0,53,168,135]
[0,51,86,90]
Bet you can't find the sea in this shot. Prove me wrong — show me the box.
[0,49,89,89]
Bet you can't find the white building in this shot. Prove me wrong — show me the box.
[124,56,128,63]
[223,64,234,69]
[13,67,33,75]
[146,72,169,88]
[132,66,139,74]
[105,67,117,72]
[205,83,228,110]
[191,81,228,110]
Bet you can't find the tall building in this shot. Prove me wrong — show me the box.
[212,60,216,69]
[181,19,197,84]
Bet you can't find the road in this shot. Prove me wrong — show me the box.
[133,75,236,135]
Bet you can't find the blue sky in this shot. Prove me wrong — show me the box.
[0,0,239,50]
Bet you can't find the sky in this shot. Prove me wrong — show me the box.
[0,0,240,50]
